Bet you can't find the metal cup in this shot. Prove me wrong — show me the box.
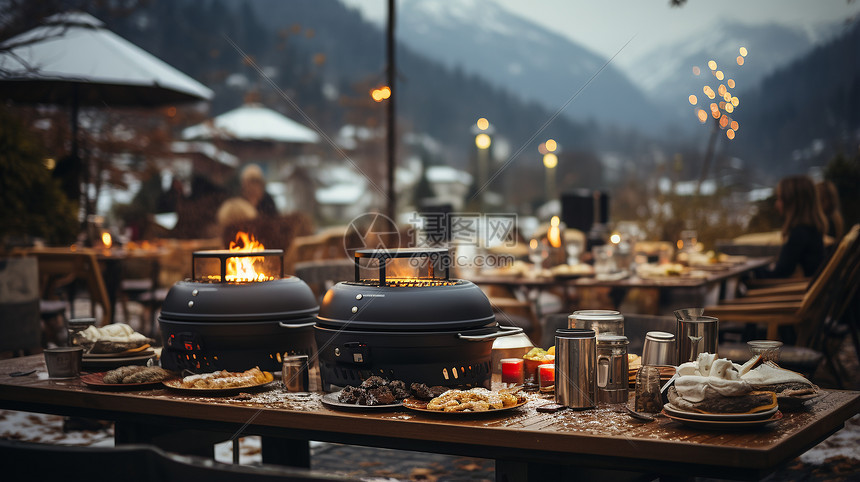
[641,331,675,366]
[282,354,309,392]
[676,315,719,364]
[554,329,597,410]
[44,346,83,378]
[568,310,624,338]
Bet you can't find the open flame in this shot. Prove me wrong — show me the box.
[224,232,274,282]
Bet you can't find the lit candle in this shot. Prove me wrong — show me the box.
[538,363,555,392]
[501,358,524,385]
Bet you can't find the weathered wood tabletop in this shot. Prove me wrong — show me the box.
[1,354,857,481]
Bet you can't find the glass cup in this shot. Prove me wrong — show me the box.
[501,358,525,385]
[748,340,783,362]
[538,363,555,393]
[592,245,617,277]
[634,365,664,413]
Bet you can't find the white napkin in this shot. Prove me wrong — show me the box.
[741,363,811,387]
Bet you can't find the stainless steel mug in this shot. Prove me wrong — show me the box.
[554,328,597,410]
[568,310,624,338]
[641,331,676,366]
[596,334,629,405]
[676,315,719,364]
[282,354,310,392]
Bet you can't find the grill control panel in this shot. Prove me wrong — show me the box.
[334,342,371,366]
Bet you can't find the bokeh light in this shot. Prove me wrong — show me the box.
[715,70,725,80]
[692,66,701,75]
[542,153,558,169]
[727,79,735,88]
[731,97,739,107]
[476,117,489,131]
[739,47,748,57]
[545,139,557,152]
[689,94,698,105]
[717,84,727,96]
[726,129,736,140]
[719,114,729,128]
[737,56,745,66]
[730,120,739,130]
[475,133,491,149]
[538,142,548,155]
[697,109,708,123]
[708,60,717,70]
[725,104,734,113]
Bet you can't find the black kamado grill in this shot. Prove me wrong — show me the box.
[159,247,318,373]
[314,248,522,390]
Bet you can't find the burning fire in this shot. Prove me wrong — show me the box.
[224,232,274,282]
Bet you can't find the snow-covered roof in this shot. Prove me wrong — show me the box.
[182,103,319,143]
[171,141,239,167]
[315,183,365,205]
[426,165,473,185]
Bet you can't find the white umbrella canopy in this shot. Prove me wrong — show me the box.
[0,11,213,106]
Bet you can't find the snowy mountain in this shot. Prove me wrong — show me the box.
[396,0,661,128]
[626,20,821,122]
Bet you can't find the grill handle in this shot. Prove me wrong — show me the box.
[278,321,318,329]
[458,325,523,341]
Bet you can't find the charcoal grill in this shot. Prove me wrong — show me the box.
[159,247,318,372]
[314,248,521,390]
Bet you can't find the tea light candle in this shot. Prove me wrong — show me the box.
[500,358,524,384]
[538,363,555,392]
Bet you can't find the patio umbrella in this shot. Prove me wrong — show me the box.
[0,11,213,211]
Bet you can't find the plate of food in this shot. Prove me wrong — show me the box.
[321,391,403,410]
[81,366,173,390]
[82,345,155,358]
[162,367,275,396]
[402,387,527,415]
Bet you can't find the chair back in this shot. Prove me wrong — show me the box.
[21,248,112,326]
[0,257,40,353]
[795,224,860,345]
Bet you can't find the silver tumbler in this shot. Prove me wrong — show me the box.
[642,331,676,366]
[282,354,310,392]
[554,328,597,410]
[676,315,719,364]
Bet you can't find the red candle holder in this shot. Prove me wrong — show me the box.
[501,358,525,385]
[538,363,555,393]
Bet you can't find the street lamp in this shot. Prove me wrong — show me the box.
[474,118,493,211]
[540,139,559,202]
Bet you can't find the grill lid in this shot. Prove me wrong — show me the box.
[316,279,495,331]
[160,276,319,322]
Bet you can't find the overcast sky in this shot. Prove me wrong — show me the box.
[342,0,860,66]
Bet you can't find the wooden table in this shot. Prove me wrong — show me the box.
[1,355,858,481]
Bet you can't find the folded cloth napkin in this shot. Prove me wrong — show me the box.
[673,353,815,403]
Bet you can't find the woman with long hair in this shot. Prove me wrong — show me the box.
[761,175,827,278]
[817,180,844,242]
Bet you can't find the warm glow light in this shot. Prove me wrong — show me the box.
[731,120,739,130]
[477,117,490,131]
[717,85,726,96]
[731,97,739,107]
[689,94,698,105]
[547,225,562,248]
[379,86,391,99]
[719,101,726,110]
[542,153,558,169]
[719,115,729,128]
[677,240,684,250]
[551,216,560,227]
[44,158,56,170]
[538,142,548,155]
[708,60,717,70]
[225,232,271,282]
[723,92,732,102]
[703,86,715,99]
[166,106,177,117]
[101,232,112,249]
[710,102,719,112]
[712,109,721,119]
[715,70,725,81]
[725,104,734,113]
[697,109,708,123]
[610,233,621,244]
[727,79,735,88]
[545,139,557,152]
[475,133,491,149]
[692,66,701,75]
[739,47,748,57]
[529,238,538,250]
[726,129,736,140]
[737,56,745,66]
[371,89,384,102]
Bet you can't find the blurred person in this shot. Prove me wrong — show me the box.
[758,175,827,279]
[817,180,844,242]
[240,164,277,217]
[216,197,258,229]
